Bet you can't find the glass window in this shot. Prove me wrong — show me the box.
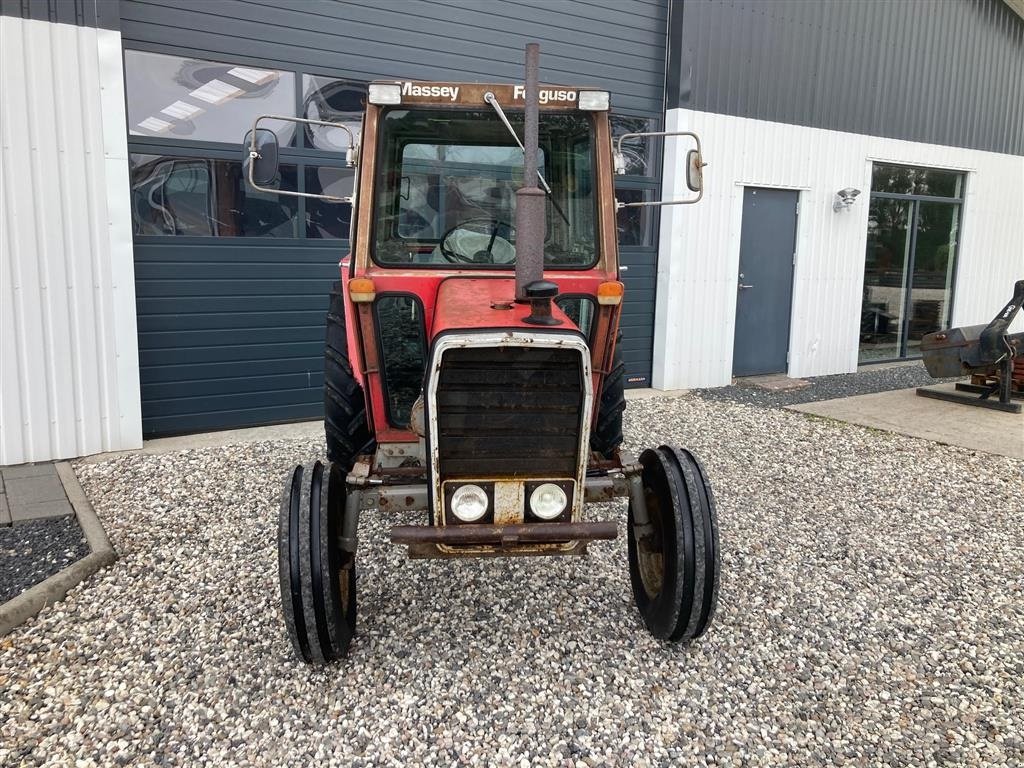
[302,75,365,150]
[610,115,656,177]
[306,167,355,239]
[860,199,912,362]
[555,296,596,338]
[859,163,964,362]
[871,163,964,198]
[130,154,298,237]
[616,189,654,247]
[374,296,426,427]
[373,108,597,269]
[906,202,959,355]
[395,143,545,242]
[125,50,296,144]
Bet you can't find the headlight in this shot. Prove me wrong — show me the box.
[529,483,567,520]
[450,484,489,522]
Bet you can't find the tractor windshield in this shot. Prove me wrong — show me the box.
[372,108,597,268]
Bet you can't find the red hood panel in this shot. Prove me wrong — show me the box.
[431,278,576,337]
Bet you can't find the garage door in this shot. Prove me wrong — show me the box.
[122,0,667,435]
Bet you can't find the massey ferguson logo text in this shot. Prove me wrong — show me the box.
[513,85,577,104]
[401,82,460,101]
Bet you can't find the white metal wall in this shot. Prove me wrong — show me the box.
[653,107,1024,390]
[1,17,141,465]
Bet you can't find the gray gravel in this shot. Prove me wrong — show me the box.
[1,396,1022,766]
[0,518,89,603]
[698,362,961,408]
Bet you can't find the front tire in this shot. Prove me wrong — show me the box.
[627,445,720,641]
[278,461,357,663]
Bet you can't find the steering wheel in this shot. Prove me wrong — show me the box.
[439,217,515,264]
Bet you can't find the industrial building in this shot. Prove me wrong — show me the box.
[2,0,1022,464]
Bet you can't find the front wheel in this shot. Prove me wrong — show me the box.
[627,445,720,642]
[278,461,357,663]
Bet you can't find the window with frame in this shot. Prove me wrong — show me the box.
[125,49,366,241]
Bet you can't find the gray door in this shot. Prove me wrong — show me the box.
[732,187,798,377]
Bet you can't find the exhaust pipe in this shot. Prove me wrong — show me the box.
[515,42,546,302]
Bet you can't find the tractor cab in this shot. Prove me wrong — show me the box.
[245,45,719,664]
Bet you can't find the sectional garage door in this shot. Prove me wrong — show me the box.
[122,0,668,435]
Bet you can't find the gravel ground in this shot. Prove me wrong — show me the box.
[697,362,961,408]
[1,396,1022,766]
[0,518,89,603]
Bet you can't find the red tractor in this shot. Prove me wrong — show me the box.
[245,45,719,663]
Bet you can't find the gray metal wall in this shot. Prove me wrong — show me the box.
[121,0,668,115]
[120,0,668,435]
[668,0,1024,155]
[0,0,120,28]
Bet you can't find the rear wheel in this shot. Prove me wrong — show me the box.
[591,335,626,458]
[325,283,374,470]
[627,445,720,641]
[278,461,357,663]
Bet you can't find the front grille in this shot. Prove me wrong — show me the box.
[434,345,584,479]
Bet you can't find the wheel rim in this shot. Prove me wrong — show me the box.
[636,485,666,599]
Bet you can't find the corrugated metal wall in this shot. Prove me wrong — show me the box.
[0,16,141,465]
[653,107,1024,390]
[121,0,669,116]
[672,0,1024,155]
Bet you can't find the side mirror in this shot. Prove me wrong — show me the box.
[243,128,280,186]
[615,130,706,209]
[243,114,356,203]
[686,148,705,193]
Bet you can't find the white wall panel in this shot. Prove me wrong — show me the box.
[653,108,1024,390]
[0,17,141,465]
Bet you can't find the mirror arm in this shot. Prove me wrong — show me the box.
[246,114,358,204]
[616,189,704,209]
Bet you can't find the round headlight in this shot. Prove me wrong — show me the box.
[529,483,568,520]
[450,484,489,522]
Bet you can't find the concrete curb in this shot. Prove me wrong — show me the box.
[0,463,117,636]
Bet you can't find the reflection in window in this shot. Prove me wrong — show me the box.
[303,75,365,150]
[860,199,912,361]
[610,115,655,177]
[870,163,964,198]
[130,155,298,237]
[125,50,296,144]
[555,296,596,338]
[306,167,355,238]
[396,143,544,241]
[374,296,426,426]
[616,189,654,247]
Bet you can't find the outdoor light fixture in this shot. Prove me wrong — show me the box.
[833,187,861,212]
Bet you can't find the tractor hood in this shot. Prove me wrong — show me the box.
[431,278,576,337]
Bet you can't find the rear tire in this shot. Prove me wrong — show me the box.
[591,335,626,458]
[278,461,357,663]
[627,445,720,642]
[325,283,374,470]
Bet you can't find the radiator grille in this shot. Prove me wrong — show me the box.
[434,346,584,479]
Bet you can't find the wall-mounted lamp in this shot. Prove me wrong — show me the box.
[833,187,861,212]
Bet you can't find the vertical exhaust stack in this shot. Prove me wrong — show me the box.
[515,43,546,302]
